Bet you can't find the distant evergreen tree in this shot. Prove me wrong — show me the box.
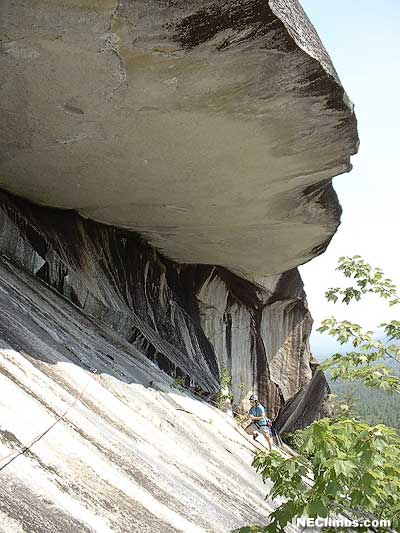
[329,379,400,432]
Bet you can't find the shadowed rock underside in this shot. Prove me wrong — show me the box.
[0,0,358,278]
[0,1,357,530]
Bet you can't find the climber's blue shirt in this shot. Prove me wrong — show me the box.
[249,403,267,426]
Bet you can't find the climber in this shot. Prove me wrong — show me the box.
[245,394,273,451]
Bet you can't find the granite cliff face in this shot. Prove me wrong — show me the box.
[0,252,281,533]
[0,191,327,429]
[0,0,357,278]
[0,193,326,429]
[0,191,323,532]
[0,0,357,530]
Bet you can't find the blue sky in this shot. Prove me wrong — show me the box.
[298,0,400,357]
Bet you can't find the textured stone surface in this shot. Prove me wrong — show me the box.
[0,190,329,429]
[195,265,329,423]
[0,2,354,527]
[0,255,287,533]
[0,192,220,393]
[0,0,358,278]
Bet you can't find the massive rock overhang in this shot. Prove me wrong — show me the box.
[0,0,358,279]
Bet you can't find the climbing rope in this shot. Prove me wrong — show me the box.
[0,369,277,472]
[0,372,95,472]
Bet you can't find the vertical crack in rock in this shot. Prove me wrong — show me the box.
[107,0,122,32]
[194,264,328,425]
[0,189,329,429]
[0,191,219,392]
[102,0,128,99]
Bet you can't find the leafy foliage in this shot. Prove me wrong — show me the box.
[280,430,305,453]
[235,256,400,532]
[318,256,400,392]
[325,255,400,307]
[171,374,186,390]
[236,419,400,533]
[245,418,400,532]
[216,367,234,409]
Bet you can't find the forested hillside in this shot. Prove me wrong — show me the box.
[328,358,400,431]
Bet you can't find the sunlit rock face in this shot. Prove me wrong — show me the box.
[0,1,355,527]
[0,191,328,428]
[195,265,328,424]
[0,0,358,278]
[0,192,324,532]
[0,256,285,533]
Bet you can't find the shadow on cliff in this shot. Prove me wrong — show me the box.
[0,189,329,432]
[0,190,221,394]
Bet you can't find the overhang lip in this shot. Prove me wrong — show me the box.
[269,0,353,110]
[268,0,359,160]
[0,0,360,280]
[267,0,359,271]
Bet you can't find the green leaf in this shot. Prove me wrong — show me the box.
[240,256,400,533]
[333,459,357,477]
[308,498,329,518]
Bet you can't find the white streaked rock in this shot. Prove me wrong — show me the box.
[0,255,310,533]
